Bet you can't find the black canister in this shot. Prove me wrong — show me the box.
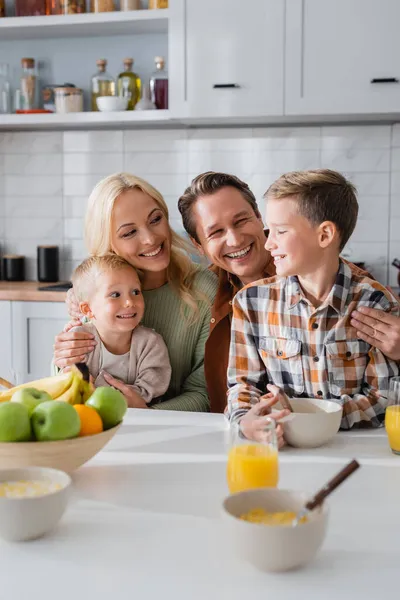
[2,255,25,281]
[37,245,59,283]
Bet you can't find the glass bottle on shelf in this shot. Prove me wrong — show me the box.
[91,0,114,12]
[15,0,48,16]
[0,0,5,17]
[20,58,37,111]
[117,58,141,111]
[48,0,85,15]
[148,0,168,8]
[0,64,11,114]
[149,56,168,110]
[91,59,115,112]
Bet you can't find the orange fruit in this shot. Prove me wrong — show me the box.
[74,404,103,436]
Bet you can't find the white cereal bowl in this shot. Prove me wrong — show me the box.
[96,96,128,112]
[222,488,329,572]
[0,466,71,542]
[281,398,342,448]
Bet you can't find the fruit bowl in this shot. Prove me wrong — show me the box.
[0,424,120,473]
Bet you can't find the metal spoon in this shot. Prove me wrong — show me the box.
[292,459,360,526]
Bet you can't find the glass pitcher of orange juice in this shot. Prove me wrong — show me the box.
[386,377,400,454]
[226,418,279,494]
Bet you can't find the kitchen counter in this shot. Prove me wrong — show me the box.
[0,281,68,302]
[0,410,397,600]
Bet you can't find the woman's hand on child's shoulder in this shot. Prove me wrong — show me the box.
[53,327,96,369]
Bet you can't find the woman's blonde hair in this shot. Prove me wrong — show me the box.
[84,172,200,318]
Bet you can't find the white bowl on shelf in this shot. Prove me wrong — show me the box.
[96,96,128,112]
[0,466,71,542]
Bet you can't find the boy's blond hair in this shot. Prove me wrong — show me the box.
[265,169,358,251]
[72,254,138,303]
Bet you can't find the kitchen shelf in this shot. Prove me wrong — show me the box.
[0,110,174,130]
[0,8,169,40]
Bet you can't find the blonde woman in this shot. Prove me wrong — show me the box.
[53,173,217,411]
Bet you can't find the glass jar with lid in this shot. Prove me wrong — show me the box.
[91,59,115,111]
[48,0,85,14]
[20,58,37,111]
[15,0,48,16]
[54,87,83,113]
[148,0,168,8]
[91,0,114,12]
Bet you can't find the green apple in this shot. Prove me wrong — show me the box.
[0,402,32,442]
[86,386,127,430]
[11,387,52,416]
[31,400,80,442]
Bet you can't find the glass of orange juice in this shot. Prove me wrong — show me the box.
[386,377,400,454]
[226,418,279,494]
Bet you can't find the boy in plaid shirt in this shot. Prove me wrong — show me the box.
[227,169,400,440]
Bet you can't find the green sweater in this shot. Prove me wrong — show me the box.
[142,267,217,412]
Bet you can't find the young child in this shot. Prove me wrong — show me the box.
[70,254,171,406]
[227,169,400,436]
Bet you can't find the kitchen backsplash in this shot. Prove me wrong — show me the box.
[0,124,398,286]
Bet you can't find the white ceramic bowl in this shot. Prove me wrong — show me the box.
[0,467,71,542]
[280,398,342,448]
[222,488,329,572]
[96,96,128,112]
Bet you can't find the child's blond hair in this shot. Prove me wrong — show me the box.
[72,254,139,303]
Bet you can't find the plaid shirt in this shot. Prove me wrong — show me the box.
[227,260,400,429]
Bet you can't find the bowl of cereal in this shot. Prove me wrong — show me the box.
[222,488,329,572]
[0,466,71,541]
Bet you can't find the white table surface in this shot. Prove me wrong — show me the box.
[2,409,399,600]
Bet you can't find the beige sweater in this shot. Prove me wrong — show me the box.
[71,323,171,403]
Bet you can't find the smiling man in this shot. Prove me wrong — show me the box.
[178,172,275,412]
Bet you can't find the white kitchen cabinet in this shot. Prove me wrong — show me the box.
[11,302,69,384]
[0,302,13,386]
[285,0,400,116]
[180,0,284,119]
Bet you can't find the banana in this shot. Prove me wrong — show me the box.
[0,370,75,403]
[55,365,95,405]
[56,373,81,404]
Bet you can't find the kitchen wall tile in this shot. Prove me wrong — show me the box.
[389,242,400,286]
[390,195,400,218]
[342,240,388,266]
[0,155,4,174]
[63,131,123,153]
[124,152,187,175]
[144,174,191,197]
[63,196,88,218]
[0,196,5,217]
[124,129,187,152]
[248,173,283,204]
[357,196,390,220]
[321,149,390,172]
[390,218,400,242]
[66,239,88,261]
[391,172,400,196]
[5,196,63,219]
[188,151,254,178]
[64,153,123,175]
[4,175,62,197]
[321,126,391,149]
[252,127,321,150]
[391,148,400,171]
[4,218,63,241]
[344,172,390,196]
[0,132,62,154]
[63,174,101,196]
[64,218,84,240]
[187,128,253,151]
[391,125,400,148]
[61,260,82,281]
[164,196,182,221]
[252,150,320,173]
[351,218,389,243]
[4,154,62,175]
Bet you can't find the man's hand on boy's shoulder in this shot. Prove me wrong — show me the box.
[351,306,400,361]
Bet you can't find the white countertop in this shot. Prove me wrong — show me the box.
[2,410,399,600]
